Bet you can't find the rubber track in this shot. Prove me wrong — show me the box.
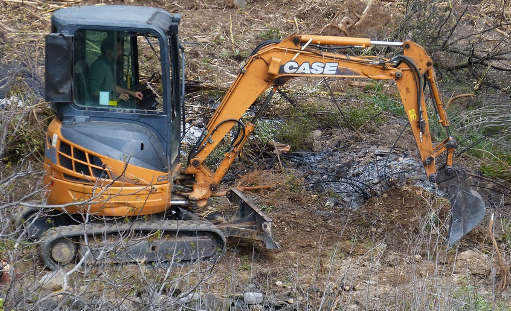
[39,219,226,270]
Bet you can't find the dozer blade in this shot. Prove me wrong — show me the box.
[437,168,486,246]
[216,188,279,249]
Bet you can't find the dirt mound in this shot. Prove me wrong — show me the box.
[229,169,456,255]
[265,183,451,255]
[207,179,499,309]
[348,187,451,251]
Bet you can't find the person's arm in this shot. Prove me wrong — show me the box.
[116,85,143,101]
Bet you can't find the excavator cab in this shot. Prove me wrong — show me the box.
[43,6,183,210]
[45,6,183,173]
[28,6,277,270]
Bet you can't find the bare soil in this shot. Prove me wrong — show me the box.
[206,169,505,308]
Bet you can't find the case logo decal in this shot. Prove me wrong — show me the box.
[280,61,356,76]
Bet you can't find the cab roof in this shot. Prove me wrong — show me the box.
[51,5,181,35]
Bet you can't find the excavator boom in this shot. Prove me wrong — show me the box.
[184,35,486,245]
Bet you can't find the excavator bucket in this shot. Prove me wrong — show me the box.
[437,168,486,246]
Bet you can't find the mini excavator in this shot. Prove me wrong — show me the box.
[18,5,485,270]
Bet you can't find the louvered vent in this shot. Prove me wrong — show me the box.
[58,140,110,180]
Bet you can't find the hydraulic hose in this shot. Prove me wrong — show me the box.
[391,55,425,138]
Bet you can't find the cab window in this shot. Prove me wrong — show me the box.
[73,29,164,112]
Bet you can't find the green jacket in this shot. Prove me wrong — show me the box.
[89,55,116,99]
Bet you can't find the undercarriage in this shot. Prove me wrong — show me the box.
[17,189,278,270]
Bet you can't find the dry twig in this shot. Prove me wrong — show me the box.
[488,213,510,290]
[446,93,475,109]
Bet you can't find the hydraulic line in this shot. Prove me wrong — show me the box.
[187,119,246,164]
[391,55,424,140]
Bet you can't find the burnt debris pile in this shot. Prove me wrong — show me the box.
[285,146,438,209]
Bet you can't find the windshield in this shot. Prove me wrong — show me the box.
[73,29,164,112]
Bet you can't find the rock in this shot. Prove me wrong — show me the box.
[39,269,66,291]
[311,129,322,139]
[244,291,263,305]
[275,280,283,287]
[226,0,247,8]
[287,298,294,304]
[325,198,336,208]
[454,249,490,276]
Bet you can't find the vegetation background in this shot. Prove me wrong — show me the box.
[0,0,510,310]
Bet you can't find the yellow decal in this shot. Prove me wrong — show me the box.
[408,109,417,121]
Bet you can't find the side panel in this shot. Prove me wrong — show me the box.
[44,118,171,216]
[168,34,182,164]
[60,121,167,172]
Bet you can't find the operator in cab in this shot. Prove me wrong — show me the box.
[89,37,143,106]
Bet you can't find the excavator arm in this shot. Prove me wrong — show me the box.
[183,35,485,245]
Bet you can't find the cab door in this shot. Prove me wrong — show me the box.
[167,33,183,165]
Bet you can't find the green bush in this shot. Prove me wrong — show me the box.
[362,82,404,117]
[257,28,281,41]
[479,153,511,182]
[342,102,383,128]
[276,116,315,151]
[274,103,341,150]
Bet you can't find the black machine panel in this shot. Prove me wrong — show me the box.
[45,33,73,103]
[61,121,167,172]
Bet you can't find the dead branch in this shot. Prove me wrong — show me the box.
[352,0,375,29]
[446,93,475,108]
[449,22,511,47]
[488,213,510,290]
[441,5,469,50]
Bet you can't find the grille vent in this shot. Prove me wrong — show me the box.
[58,141,110,180]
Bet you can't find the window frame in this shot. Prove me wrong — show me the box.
[70,27,171,116]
